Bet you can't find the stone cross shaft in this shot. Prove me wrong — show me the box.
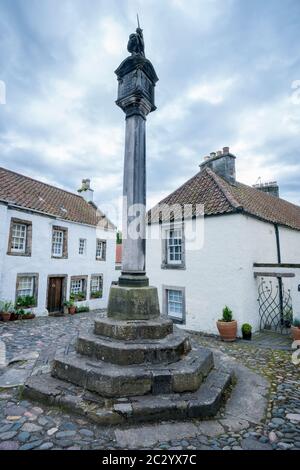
[115,54,158,287]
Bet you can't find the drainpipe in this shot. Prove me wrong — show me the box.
[274,224,284,323]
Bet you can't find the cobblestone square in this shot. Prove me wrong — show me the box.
[0,313,299,450]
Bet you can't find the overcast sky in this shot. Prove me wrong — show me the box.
[0,0,300,226]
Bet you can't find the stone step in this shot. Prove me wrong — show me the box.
[94,316,173,341]
[51,347,213,397]
[24,366,232,425]
[76,329,191,365]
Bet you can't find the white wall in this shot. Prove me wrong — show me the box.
[146,213,300,335]
[0,205,116,315]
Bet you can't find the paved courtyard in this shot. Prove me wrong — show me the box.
[0,312,299,451]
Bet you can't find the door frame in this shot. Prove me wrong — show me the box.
[46,274,68,313]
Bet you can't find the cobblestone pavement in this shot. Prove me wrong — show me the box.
[0,314,299,450]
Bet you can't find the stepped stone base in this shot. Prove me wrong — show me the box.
[76,329,191,366]
[51,347,213,397]
[23,282,235,424]
[24,351,232,425]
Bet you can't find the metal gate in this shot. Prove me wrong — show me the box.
[257,277,293,334]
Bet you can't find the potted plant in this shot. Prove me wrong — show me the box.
[64,300,76,315]
[91,290,102,299]
[216,306,237,342]
[16,295,36,309]
[291,319,300,341]
[242,323,252,340]
[20,309,36,320]
[0,301,14,322]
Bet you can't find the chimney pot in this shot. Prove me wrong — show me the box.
[217,151,222,157]
[223,147,230,155]
[79,178,94,202]
[210,152,216,159]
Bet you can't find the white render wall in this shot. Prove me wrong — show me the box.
[0,204,116,315]
[146,213,300,335]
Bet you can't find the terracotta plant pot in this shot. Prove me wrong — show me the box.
[21,313,36,320]
[1,312,11,322]
[68,306,77,315]
[10,312,20,321]
[217,320,237,342]
[291,326,300,341]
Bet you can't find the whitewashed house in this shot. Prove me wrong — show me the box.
[147,148,300,335]
[0,168,116,316]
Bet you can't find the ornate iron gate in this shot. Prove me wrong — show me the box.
[257,277,293,334]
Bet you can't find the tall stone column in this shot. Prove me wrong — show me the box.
[114,52,158,288]
[107,31,159,317]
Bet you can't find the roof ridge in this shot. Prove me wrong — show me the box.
[0,166,84,200]
[205,168,243,210]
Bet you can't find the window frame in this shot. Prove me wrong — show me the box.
[51,226,68,259]
[90,274,103,299]
[15,273,39,307]
[162,285,186,324]
[96,239,107,261]
[70,275,88,301]
[161,223,185,270]
[7,218,32,257]
[79,238,87,256]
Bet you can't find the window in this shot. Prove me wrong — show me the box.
[90,275,103,299]
[8,218,32,257]
[70,276,87,301]
[16,273,39,307]
[71,278,84,295]
[11,223,27,253]
[167,229,182,264]
[79,238,87,255]
[52,226,68,258]
[17,276,34,297]
[161,225,185,269]
[163,286,185,324]
[96,239,106,261]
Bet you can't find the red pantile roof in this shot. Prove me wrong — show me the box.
[149,168,300,231]
[0,167,115,229]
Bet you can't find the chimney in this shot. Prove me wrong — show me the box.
[199,146,236,184]
[252,181,279,198]
[78,178,94,203]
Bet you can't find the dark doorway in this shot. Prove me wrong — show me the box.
[47,277,64,314]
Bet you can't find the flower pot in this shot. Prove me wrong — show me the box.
[291,326,300,341]
[21,313,35,320]
[68,306,77,315]
[242,331,252,341]
[1,312,11,322]
[10,312,20,321]
[217,320,237,342]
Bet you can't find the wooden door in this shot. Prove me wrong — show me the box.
[48,277,63,313]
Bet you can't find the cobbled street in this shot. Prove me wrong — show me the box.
[0,312,299,451]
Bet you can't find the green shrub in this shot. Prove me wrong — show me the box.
[221,306,233,322]
[76,305,90,313]
[242,323,252,334]
[0,300,14,313]
[16,296,35,308]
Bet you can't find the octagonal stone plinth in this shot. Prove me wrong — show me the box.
[94,317,173,341]
[75,329,191,366]
[107,285,160,321]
